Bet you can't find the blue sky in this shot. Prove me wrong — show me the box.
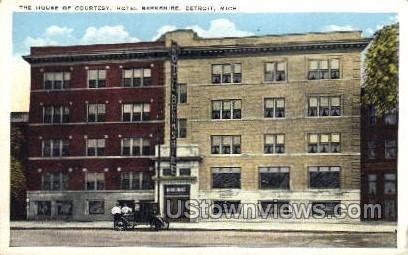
[13,12,397,55]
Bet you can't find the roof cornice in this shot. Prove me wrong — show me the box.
[23,39,371,64]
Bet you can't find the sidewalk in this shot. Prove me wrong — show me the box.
[10,220,397,233]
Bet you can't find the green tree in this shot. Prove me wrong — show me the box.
[10,127,26,212]
[10,155,26,200]
[362,23,399,115]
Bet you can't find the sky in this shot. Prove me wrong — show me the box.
[11,12,397,111]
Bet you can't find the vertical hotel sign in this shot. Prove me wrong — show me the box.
[169,41,179,174]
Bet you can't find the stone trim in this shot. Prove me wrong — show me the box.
[23,39,370,64]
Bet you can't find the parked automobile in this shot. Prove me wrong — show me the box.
[113,201,169,231]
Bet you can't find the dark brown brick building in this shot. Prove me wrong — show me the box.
[361,104,397,221]
[23,42,167,220]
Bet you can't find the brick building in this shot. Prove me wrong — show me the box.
[23,30,371,221]
[156,30,370,221]
[23,42,167,220]
[361,104,397,221]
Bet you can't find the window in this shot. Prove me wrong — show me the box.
[307,133,341,153]
[86,172,105,190]
[384,108,397,125]
[41,172,69,190]
[88,69,106,88]
[309,166,340,189]
[367,140,376,159]
[177,84,187,103]
[88,200,105,214]
[179,168,191,176]
[56,201,73,216]
[121,172,152,190]
[42,139,69,157]
[211,135,241,154]
[87,104,106,122]
[212,201,241,215]
[308,59,340,80]
[259,167,290,189]
[368,174,377,195]
[385,139,397,159]
[162,168,173,176]
[122,103,150,121]
[308,96,341,117]
[367,105,377,125]
[121,138,151,156]
[87,139,105,156]
[311,201,341,217]
[123,68,151,87]
[43,106,69,123]
[264,62,286,82]
[259,200,291,217]
[177,119,187,138]
[212,100,241,119]
[36,201,51,216]
[44,72,70,89]
[212,167,241,189]
[264,134,285,154]
[384,173,396,194]
[212,64,242,84]
[264,98,285,118]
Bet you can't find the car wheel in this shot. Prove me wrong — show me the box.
[150,220,160,231]
[115,220,126,231]
[162,219,170,230]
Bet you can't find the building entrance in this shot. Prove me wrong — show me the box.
[164,184,190,221]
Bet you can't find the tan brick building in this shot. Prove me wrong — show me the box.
[156,30,369,221]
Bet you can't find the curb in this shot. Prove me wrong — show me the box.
[10,226,397,233]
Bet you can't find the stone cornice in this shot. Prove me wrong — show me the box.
[23,39,371,64]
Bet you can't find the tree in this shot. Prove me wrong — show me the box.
[10,155,26,201]
[362,23,399,115]
[10,126,27,219]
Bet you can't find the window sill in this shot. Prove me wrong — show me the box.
[211,188,241,191]
[263,117,286,120]
[308,188,342,192]
[211,82,243,86]
[262,81,288,84]
[29,155,156,160]
[32,85,163,92]
[29,120,164,126]
[210,154,242,157]
[210,118,242,121]
[306,78,341,81]
[306,153,342,155]
[304,116,343,119]
[259,188,291,191]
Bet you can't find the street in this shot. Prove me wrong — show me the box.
[10,229,397,247]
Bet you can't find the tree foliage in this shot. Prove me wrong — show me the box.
[10,156,26,200]
[10,127,26,201]
[362,23,399,115]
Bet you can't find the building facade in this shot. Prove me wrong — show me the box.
[23,30,371,221]
[23,42,167,220]
[361,104,398,221]
[157,30,369,222]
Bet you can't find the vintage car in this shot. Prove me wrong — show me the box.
[114,200,169,231]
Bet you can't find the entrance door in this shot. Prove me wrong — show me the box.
[164,185,190,221]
